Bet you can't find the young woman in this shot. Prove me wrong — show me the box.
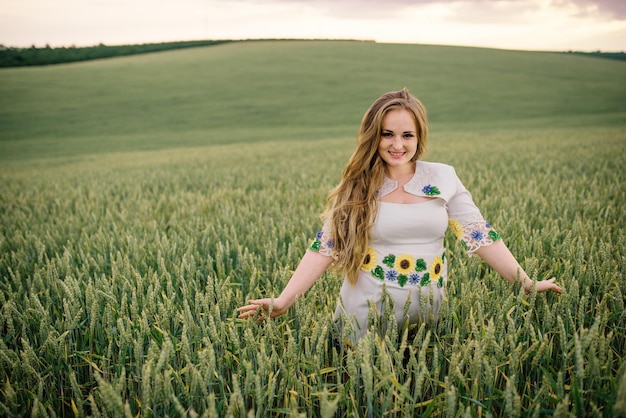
[237,88,561,343]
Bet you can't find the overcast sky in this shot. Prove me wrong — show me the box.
[1,0,625,51]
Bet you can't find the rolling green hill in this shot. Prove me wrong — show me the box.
[0,40,624,161]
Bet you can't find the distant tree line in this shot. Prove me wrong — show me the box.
[0,40,623,67]
[0,40,233,67]
[565,50,626,61]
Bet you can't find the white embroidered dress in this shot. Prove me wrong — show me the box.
[309,161,500,343]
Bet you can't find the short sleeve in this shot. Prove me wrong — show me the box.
[446,168,501,255]
[308,218,339,259]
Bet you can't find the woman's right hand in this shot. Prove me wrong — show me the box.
[237,297,288,320]
[237,250,333,320]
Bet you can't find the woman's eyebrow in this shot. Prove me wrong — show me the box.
[381,129,416,134]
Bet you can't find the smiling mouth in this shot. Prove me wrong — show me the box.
[389,151,405,157]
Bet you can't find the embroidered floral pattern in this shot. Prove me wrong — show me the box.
[309,239,321,252]
[362,247,378,271]
[422,184,441,196]
[395,254,415,275]
[489,229,501,241]
[378,162,443,199]
[372,266,385,281]
[382,254,395,268]
[449,219,502,254]
[398,274,408,287]
[415,258,427,271]
[429,256,445,288]
[362,247,445,288]
[448,219,464,239]
[386,270,398,282]
[308,230,339,259]
[471,230,484,241]
[429,256,443,281]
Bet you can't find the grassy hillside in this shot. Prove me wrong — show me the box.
[0,40,624,161]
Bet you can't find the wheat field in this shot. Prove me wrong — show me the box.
[0,41,625,416]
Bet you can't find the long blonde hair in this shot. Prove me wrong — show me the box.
[324,88,429,285]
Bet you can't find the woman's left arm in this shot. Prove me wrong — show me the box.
[475,240,562,294]
[442,164,561,294]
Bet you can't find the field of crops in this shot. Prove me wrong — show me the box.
[1,40,625,416]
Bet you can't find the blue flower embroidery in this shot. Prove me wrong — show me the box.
[408,273,420,285]
[422,184,441,196]
[310,231,334,252]
[386,270,398,281]
[485,222,491,228]
[471,230,484,241]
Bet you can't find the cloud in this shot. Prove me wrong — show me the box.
[1,0,624,50]
[553,0,626,18]
[226,0,626,20]
[215,0,415,19]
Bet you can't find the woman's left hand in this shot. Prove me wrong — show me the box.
[532,277,562,294]
[237,297,288,320]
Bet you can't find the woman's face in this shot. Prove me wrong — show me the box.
[377,108,418,172]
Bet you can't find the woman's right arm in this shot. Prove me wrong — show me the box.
[237,250,334,319]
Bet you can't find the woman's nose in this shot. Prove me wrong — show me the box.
[391,136,403,148]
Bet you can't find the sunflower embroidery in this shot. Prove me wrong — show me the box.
[448,219,464,239]
[395,254,415,275]
[429,255,443,282]
[362,247,378,271]
[367,252,445,287]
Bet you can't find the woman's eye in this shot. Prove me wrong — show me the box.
[382,132,393,137]
[403,133,415,139]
